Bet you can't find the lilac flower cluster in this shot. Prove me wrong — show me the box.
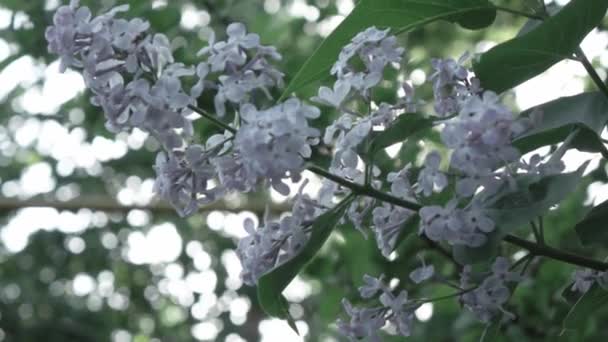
[459,257,521,323]
[312,28,423,258]
[430,53,480,116]
[236,182,321,285]
[47,1,316,217]
[47,3,584,338]
[571,268,608,293]
[420,200,495,247]
[338,274,417,341]
[218,100,320,195]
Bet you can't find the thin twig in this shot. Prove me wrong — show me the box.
[574,48,608,100]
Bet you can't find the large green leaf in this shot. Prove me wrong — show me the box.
[455,164,587,264]
[490,162,588,232]
[575,199,608,246]
[561,285,608,335]
[474,0,608,93]
[256,196,353,323]
[280,0,496,98]
[513,92,608,156]
[370,113,434,152]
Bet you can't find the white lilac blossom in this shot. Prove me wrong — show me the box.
[46,0,194,146]
[331,27,404,95]
[359,274,386,298]
[409,256,435,284]
[417,151,448,197]
[153,141,226,217]
[49,5,575,334]
[419,200,494,247]
[440,90,524,197]
[337,300,386,342]
[459,258,521,323]
[323,104,397,186]
[312,79,351,108]
[387,163,415,200]
[346,197,376,237]
[47,1,299,215]
[221,99,320,195]
[430,53,480,116]
[570,268,608,293]
[372,203,415,257]
[198,23,284,117]
[338,275,416,340]
[237,183,320,285]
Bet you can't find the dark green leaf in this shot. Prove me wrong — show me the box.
[490,162,588,232]
[474,0,608,93]
[561,285,608,334]
[575,199,608,246]
[448,6,496,30]
[371,113,434,151]
[480,322,502,342]
[456,163,587,265]
[256,197,353,323]
[281,0,496,98]
[513,92,608,156]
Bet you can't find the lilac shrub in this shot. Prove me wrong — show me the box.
[46,1,608,340]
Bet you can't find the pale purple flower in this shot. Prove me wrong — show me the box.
[311,79,351,108]
[372,204,414,257]
[460,258,520,323]
[417,151,448,196]
[571,269,598,293]
[358,274,386,299]
[331,27,404,95]
[409,256,435,284]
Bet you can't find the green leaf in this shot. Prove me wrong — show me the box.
[491,162,588,232]
[256,197,353,324]
[575,199,608,246]
[448,6,496,30]
[561,285,608,334]
[280,0,496,98]
[513,92,608,156]
[371,113,434,151]
[474,0,608,93]
[480,322,502,342]
[455,164,587,265]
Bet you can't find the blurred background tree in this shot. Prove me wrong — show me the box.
[0,0,607,341]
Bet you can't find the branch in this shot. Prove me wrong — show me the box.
[504,234,608,271]
[306,164,422,212]
[574,48,608,100]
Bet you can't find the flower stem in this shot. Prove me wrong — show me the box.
[415,287,477,304]
[188,104,237,134]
